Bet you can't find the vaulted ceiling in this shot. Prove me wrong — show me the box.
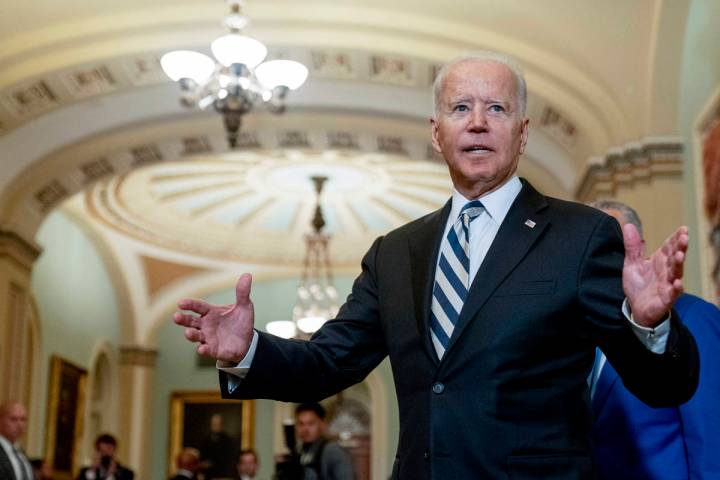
[0,0,692,274]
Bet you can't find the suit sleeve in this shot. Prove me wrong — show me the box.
[677,298,720,476]
[578,215,699,408]
[220,237,388,402]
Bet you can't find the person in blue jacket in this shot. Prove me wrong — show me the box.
[591,200,720,480]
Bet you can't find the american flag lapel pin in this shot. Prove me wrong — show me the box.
[524,219,536,229]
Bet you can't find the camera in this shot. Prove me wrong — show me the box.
[100,455,113,470]
[273,422,303,480]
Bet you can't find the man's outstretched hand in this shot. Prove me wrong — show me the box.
[174,273,255,364]
[622,224,688,328]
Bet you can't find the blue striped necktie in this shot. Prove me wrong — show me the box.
[430,200,485,359]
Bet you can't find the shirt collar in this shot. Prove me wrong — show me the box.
[450,176,522,224]
[0,435,14,451]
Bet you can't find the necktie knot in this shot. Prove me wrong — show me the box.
[458,200,484,233]
[459,200,484,222]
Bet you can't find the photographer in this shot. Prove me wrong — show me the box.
[77,434,134,480]
[274,404,353,480]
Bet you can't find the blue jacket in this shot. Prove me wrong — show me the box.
[592,294,720,479]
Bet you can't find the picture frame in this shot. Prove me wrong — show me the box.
[168,391,254,478]
[44,355,87,480]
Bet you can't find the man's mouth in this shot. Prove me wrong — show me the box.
[463,145,493,153]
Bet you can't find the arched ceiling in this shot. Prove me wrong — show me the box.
[0,0,692,280]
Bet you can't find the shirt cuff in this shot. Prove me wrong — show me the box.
[216,330,259,380]
[622,299,671,354]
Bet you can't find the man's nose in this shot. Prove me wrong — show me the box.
[467,106,488,131]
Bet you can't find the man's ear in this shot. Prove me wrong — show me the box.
[430,117,442,154]
[518,117,530,155]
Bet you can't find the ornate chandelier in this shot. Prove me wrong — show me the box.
[267,176,340,339]
[160,0,308,148]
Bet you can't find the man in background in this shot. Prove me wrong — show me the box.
[170,447,201,480]
[0,402,33,480]
[76,433,134,480]
[591,200,720,479]
[294,403,353,480]
[236,449,259,480]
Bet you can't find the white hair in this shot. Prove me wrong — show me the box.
[432,51,527,117]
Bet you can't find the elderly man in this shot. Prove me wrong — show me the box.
[590,200,720,479]
[175,52,699,479]
[0,402,33,480]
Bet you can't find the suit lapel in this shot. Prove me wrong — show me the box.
[0,443,17,480]
[442,180,549,360]
[408,200,451,366]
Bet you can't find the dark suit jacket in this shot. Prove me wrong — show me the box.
[0,439,33,480]
[221,180,699,480]
[593,293,720,479]
[169,472,196,480]
[0,444,18,480]
[77,464,135,480]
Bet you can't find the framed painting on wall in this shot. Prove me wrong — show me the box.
[44,355,87,480]
[169,391,254,479]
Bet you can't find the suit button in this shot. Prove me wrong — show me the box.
[424,450,430,460]
[432,382,445,394]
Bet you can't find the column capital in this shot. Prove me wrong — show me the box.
[119,346,158,367]
[0,229,41,270]
[576,137,684,202]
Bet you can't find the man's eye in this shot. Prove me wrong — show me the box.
[454,105,469,112]
[489,104,505,113]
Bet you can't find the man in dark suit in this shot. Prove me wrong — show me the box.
[0,402,33,480]
[590,201,720,479]
[170,447,201,480]
[175,52,699,479]
[76,434,134,480]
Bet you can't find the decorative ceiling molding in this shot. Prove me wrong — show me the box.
[0,45,590,163]
[0,47,443,135]
[576,137,684,202]
[140,255,213,298]
[84,152,452,266]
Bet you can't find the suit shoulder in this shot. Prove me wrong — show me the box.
[544,196,606,221]
[542,196,619,234]
[383,204,448,240]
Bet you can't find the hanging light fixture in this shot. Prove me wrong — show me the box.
[266,176,339,339]
[160,0,308,148]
